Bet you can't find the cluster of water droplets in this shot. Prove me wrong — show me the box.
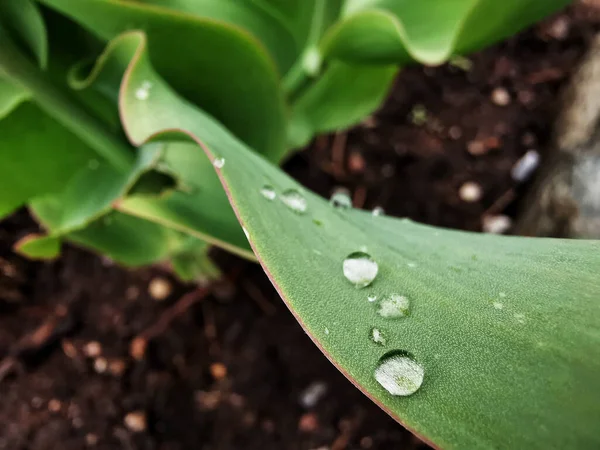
[135,80,153,101]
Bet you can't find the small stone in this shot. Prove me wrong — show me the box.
[459,181,483,203]
[228,393,245,408]
[108,359,127,377]
[491,87,511,106]
[195,390,220,410]
[483,215,512,234]
[124,411,147,433]
[467,140,487,156]
[93,357,108,374]
[298,412,319,433]
[360,436,374,449]
[518,90,536,106]
[31,397,43,409]
[299,381,328,408]
[148,277,172,301]
[125,285,140,301]
[545,15,570,40]
[130,337,147,361]
[348,151,365,173]
[83,341,102,358]
[48,399,61,413]
[85,433,99,446]
[210,362,227,380]
[448,126,463,140]
[61,340,78,359]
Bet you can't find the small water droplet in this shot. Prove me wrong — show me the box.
[407,262,417,268]
[330,189,352,209]
[367,295,377,303]
[514,313,526,324]
[378,294,410,319]
[374,351,424,396]
[260,185,276,200]
[242,226,250,240]
[372,206,384,216]
[135,81,152,100]
[342,252,378,288]
[499,292,507,298]
[324,327,330,335]
[370,327,386,346]
[493,302,504,310]
[280,189,307,214]
[213,157,225,169]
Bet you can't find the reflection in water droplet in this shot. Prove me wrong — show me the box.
[330,190,352,209]
[324,327,330,335]
[281,189,307,214]
[260,185,276,200]
[493,302,504,310]
[371,327,386,346]
[343,252,378,288]
[135,81,152,100]
[368,295,377,303]
[378,294,410,318]
[372,206,384,216]
[375,351,424,396]
[242,227,250,241]
[213,157,225,169]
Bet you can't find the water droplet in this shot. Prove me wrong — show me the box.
[367,295,377,303]
[213,157,225,169]
[135,81,152,100]
[493,302,504,310]
[514,313,526,324]
[378,294,410,318]
[280,189,307,214]
[372,206,384,216]
[370,327,386,346]
[330,190,352,209]
[499,292,507,298]
[260,185,276,200]
[242,226,250,240]
[324,327,330,335]
[407,262,417,268]
[342,252,378,288]
[374,351,424,396]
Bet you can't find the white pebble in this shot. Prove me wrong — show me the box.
[491,87,511,106]
[482,215,512,234]
[124,411,147,432]
[459,181,483,203]
[148,277,172,301]
[299,381,328,409]
[511,150,540,183]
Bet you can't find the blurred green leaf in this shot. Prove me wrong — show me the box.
[39,0,288,160]
[0,0,48,68]
[109,29,600,449]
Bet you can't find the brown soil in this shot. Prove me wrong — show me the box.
[1,6,598,450]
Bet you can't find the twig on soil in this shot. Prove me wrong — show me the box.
[482,188,516,217]
[0,304,75,381]
[331,132,348,178]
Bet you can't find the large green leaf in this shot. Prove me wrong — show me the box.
[105,30,599,448]
[39,0,287,161]
[0,0,48,68]
[323,0,570,65]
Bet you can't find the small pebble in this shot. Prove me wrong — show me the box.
[518,90,535,106]
[148,277,172,301]
[482,215,512,234]
[93,357,108,374]
[108,359,127,377]
[125,285,140,301]
[210,362,227,380]
[360,436,374,449]
[348,151,365,173]
[298,412,319,433]
[262,419,275,433]
[511,150,540,182]
[195,390,221,410]
[545,15,570,40]
[48,399,61,413]
[521,132,537,147]
[491,87,511,106]
[299,381,328,409]
[124,411,147,433]
[83,341,102,358]
[31,397,43,409]
[85,433,99,446]
[467,140,487,156]
[130,337,147,361]
[448,126,463,140]
[459,181,483,203]
[61,340,78,359]
[228,393,245,408]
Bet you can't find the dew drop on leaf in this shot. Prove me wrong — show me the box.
[372,206,384,216]
[493,302,504,310]
[281,189,307,214]
[370,327,386,346]
[135,81,152,100]
[343,252,378,288]
[324,327,330,335]
[375,351,424,396]
[368,295,377,302]
[260,185,276,200]
[330,190,352,209]
[377,294,410,318]
[213,157,225,169]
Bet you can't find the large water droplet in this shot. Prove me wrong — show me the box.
[260,185,276,200]
[367,295,377,303]
[213,157,225,169]
[370,327,386,346]
[343,252,378,288]
[374,351,424,396]
[330,189,352,209]
[281,189,307,214]
[378,294,410,318]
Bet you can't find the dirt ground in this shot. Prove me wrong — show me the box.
[1,5,599,450]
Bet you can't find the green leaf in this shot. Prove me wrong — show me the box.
[289,61,397,148]
[113,30,600,448]
[39,0,288,161]
[15,234,61,259]
[323,0,570,65]
[0,78,30,119]
[0,0,48,68]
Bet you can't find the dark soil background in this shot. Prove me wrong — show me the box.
[1,5,599,450]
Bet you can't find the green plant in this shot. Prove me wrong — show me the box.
[2,1,599,448]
